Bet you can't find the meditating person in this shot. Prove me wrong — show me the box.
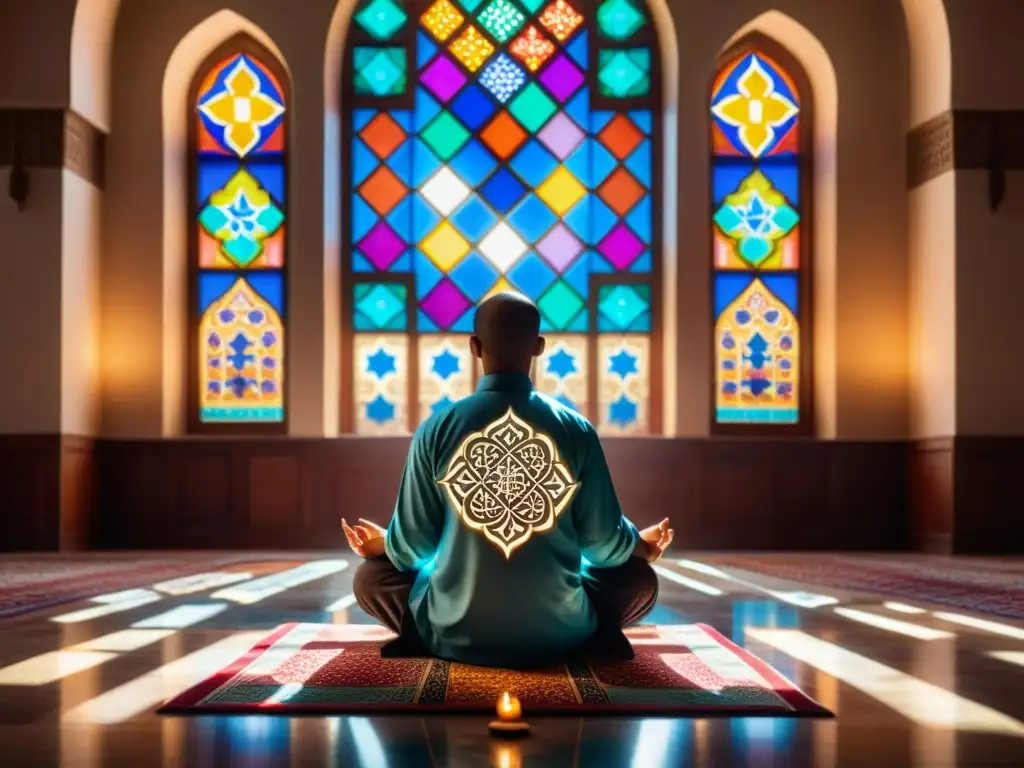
[344,292,673,669]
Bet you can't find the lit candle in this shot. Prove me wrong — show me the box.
[497,692,522,722]
[489,691,529,737]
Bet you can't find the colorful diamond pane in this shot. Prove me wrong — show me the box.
[449,25,496,72]
[596,0,646,41]
[538,0,584,42]
[538,281,584,329]
[538,54,584,103]
[420,54,468,101]
[355,0,408,41]
[598,284,650,331]
[420,111,471,160]
[421,278,472,328]
[508,82,557,133]
[598,49,650,98]
[477,0,526,44]
[479,54,527,103]
[354,283,408,330]
[357,221,407,269]
[359,112,407,158]
[536,112,584,160]
[422,0,465,42]
[354,47,407,96]
[509,25,556,72]
[536,166,586,216]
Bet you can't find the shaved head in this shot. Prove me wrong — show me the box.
[471,292,543,373]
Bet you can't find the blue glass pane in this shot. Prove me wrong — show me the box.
[713,273,755,319]
[392,110,413,133]
[411,194,441,241]
[762,274,799,314]
[480,168,526,213]
[509,140,558,188]
[247,272,284,313]
[629,250,652,273]
[198,272,235,313]
[450,197,498,242]
[625,139,651,186]
[418,308,440,331]
[565,87,589,129]
[353,252,376,272]
[450,84,497,130]
[591,110,615,133]
[417,31,438,69]
[197,160,238,204]
[451,307,475,332]
[508,252,556,299]
[449,140,498,187]
[712,161,755,206]
[389,251,412,271]
[385,139,412,185]
[449,251,499,300]
[351,196,378,242]
[567,311,588,331]
[507,195,557,243]
[626,195,651,243]
[411,138,442,187]
[246,162,285,203]
[414,88,441,131]
[414,250,443,299]
[385,195,412,241]
[353,109,376,132]
[563,252,590,297]
[761,161,800,205]
[352,139,379,187]
[629,110,652,134]
[566,30,588,69]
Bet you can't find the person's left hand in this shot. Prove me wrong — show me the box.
[342,518,387,559]
[637,518,674,562]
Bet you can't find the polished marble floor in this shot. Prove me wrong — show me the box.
[1,553,1023,767]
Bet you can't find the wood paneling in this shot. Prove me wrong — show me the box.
[91,436,911,551]
[910,438,954,553]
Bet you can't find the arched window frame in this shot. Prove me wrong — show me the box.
[709,33,814,437]
[340,0,664,436]
[187,34,291,435]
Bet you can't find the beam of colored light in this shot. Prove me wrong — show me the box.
[989,651,1024,669]
[62,632,265,724]
[932,612,1024,640]
[131,604,228,629]
[675,559,733,580]
[51,595,162,624]
[91,589,160,604]
[652,565,723,595]
[884,602,926,614]
[326,594,358,612]
[70,629,177,652]
[630,719,678,768]
[350,717,389,768]
[152,572,253,595]
[0,651,116,686]
[211,560,349,605]
[833,608,955,641]
[746,629,1024,736]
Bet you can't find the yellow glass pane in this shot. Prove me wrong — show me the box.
[484,277,515,299]
[422,0,465,42]
[536,166,586,216]
[421,221,470,271]
[449,25,495,73]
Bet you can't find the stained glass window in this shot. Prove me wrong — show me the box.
[344,0,660,435]
[192,44,288,429]
[710,43,808,428]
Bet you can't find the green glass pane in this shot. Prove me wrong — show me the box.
[420,111,471,160]
[596,0,646,41]
[477,0,526,44]
[354,47,407,96]
[519,0,545,12]
[597,49,651,98]
[355,0,407,41]
[508,82,557,133]
[355,283,407,329]
[538,281,584,329]
[598,284,649,330]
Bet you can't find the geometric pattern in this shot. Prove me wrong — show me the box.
[711,48,803,426]
[346,0,659,435]
[159,622,831,715]
[194,50,287,425]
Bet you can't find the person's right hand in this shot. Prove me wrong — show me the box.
[637,518,674,562]
[342,518,387,559]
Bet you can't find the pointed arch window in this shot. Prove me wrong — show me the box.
[342,0,663,435]
[710,37,813,433]
[189,38,289,433]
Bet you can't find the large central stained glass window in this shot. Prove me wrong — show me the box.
[344,0,661,436]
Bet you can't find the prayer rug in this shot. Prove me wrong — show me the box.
[159,623,830,716]
[699,554,1024,621]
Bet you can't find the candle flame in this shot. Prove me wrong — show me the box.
[497,691,521,721]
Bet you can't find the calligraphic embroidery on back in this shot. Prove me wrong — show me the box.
[438,408,579,558]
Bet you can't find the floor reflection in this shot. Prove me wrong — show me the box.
[0,554,1019,766]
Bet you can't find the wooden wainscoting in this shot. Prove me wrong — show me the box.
[94,437,912,551]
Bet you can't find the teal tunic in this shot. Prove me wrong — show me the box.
[384,372,639,667]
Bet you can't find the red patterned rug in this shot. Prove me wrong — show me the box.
[700,554,1024,620]
[159,623,830,716]
[0,555,281,620]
